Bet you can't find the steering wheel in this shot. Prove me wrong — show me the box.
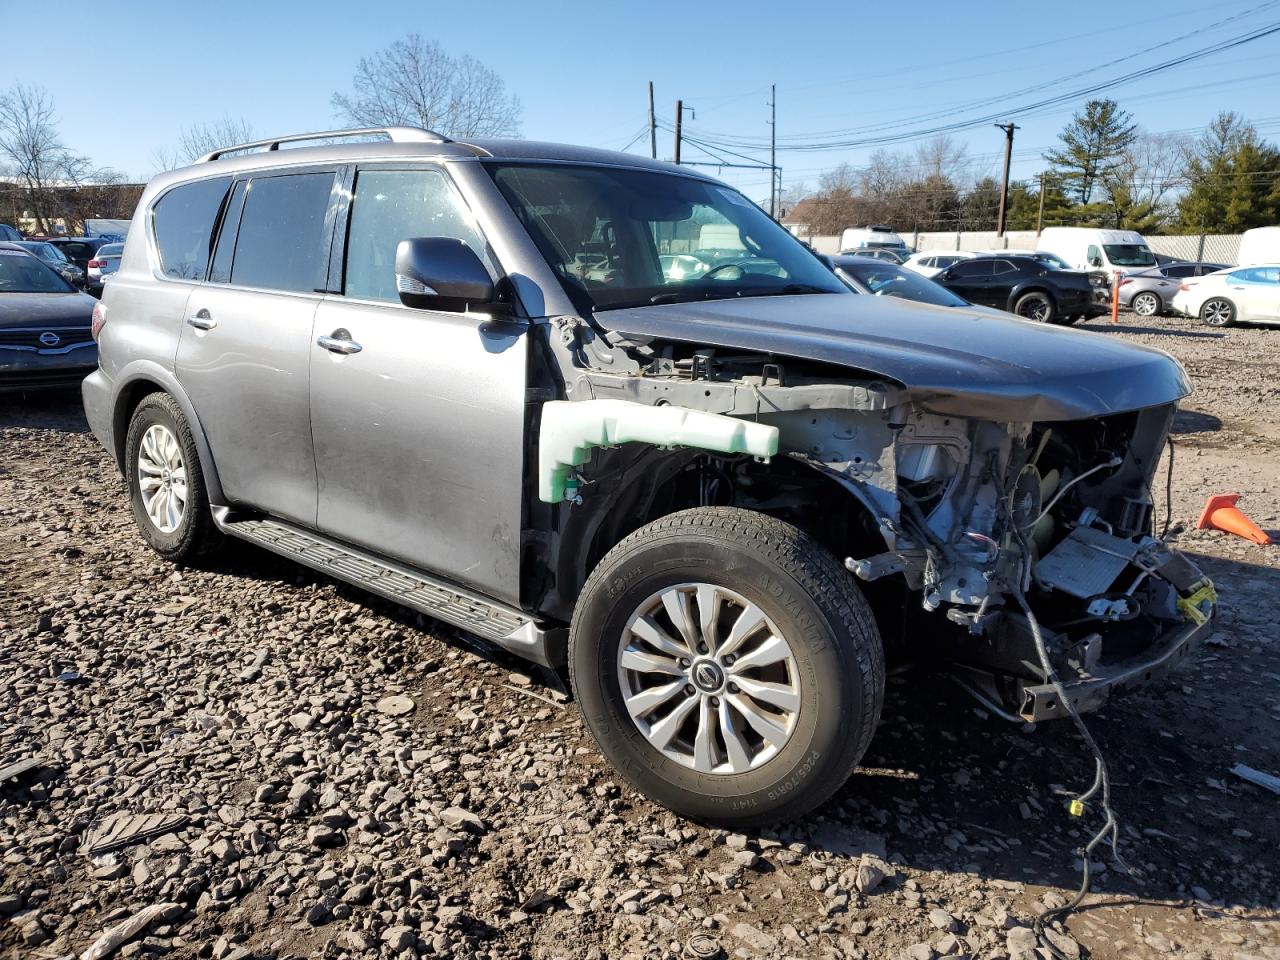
[700,261,746,281]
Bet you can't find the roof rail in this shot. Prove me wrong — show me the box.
[197,126,450,162]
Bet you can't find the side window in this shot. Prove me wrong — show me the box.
[1163,265,1191,278]
[950,260,994,278]
[209,180,247,284]
[343,167,492,303]
[991,259,1017,275]
[230,172,336,293]
[1232,268,1262,283]
[152,177,231,280]
[1086,244,1102,264]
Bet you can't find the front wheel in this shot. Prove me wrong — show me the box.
[1014,290,1056,323]
[1200,297,1235,327]
[569,507,884,825]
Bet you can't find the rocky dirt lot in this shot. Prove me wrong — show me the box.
[2,313,1279,960]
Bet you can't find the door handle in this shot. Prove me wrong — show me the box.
[1230,285,1246,290]
[317,329,363,355]
[186,309,216,330]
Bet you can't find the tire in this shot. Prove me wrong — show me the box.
[1131,291,1161,317]
[1200,297,1235,327]
[124,392,221,563]
[569,507,884,825]
[1013,290,1056,324]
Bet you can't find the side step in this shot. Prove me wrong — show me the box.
[212,510,564,668]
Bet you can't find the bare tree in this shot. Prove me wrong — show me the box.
[153,116,255,172]
[913,135,971,186]
[1102,132,1188,229]
[332,35,521,138]
[0,83,78,234]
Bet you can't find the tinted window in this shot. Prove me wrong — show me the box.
[839,262,968,307]
[344,168,493,303]
[229,173,334,293]
[948,260,994,278]
[991,259,1017,275]
[1198,264,1228,275]
[0,249,72,293]
[153,177,231,280]
[1162,264,1195,278]
[209,180,247,284]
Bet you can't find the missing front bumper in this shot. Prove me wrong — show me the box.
[1015,611,1213,722]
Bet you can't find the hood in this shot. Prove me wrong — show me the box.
[598,293,1191,421]
[0,292,96,328]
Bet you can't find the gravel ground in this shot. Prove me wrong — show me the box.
[2,312,1279,960]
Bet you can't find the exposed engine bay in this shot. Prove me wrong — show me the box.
[540,333,1216,722]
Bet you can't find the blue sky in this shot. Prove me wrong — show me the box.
[5,0,1280,201]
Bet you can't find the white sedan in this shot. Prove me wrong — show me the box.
[1171,265,1280,326]
[901,250,974,278]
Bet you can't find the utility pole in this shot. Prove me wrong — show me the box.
[674,100,684,165]
[994,122,1018,236]
[647,81,657,160]
[1036,172,1047,236]
[768,84,777,218]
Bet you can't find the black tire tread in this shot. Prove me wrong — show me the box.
[569,506,884,824]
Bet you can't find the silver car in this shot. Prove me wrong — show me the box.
[83,126,1215,824]
[1120,261,1229,317]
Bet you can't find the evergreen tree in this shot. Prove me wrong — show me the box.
[1178,118,1280,232]
[1045,99,1137,205]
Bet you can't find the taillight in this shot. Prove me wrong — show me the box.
[91,301,108,341]
[1119,278,1132,287]
[87,259,105,268]
[1179,282,1190,291]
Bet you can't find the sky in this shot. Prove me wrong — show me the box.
[4,0,1280,203]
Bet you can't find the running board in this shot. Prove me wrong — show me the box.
[212,509,564,668]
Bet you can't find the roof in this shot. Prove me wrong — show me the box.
[153,129,716,193]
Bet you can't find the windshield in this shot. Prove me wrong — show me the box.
[837,261,968,307]
[0,250,73,293]
[487,163,847,311]
[1103,243,1156,267]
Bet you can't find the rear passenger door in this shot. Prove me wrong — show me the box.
[177,167,341,527]
[942,258,996,304]
[308,164,528,604]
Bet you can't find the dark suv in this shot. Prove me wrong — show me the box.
[83,127,1214,824]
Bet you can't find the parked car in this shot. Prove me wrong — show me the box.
[1171,264,1280,326]
[831,255,1013,320]
[847,247,906,264]
[933,255,1101,324]
[11,240,87,288]
[839,224,910,258]
[1038,227,1157,276]
[87,242,125,293]
[0,223,22,241]
[902,250,975,278]
[972,248,1074,271]
[85,127,1213,824]
[1120,262,1230,317]
[45,237,114,277]
[0,242,98,391]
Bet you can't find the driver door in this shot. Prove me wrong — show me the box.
[941,258,995,304]
[308,164,528,604]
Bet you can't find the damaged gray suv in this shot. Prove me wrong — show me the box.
[84,127,1215,824]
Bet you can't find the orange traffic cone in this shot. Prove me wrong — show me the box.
[1196,494,1272,545]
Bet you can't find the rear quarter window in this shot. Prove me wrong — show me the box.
[152,177,231,280]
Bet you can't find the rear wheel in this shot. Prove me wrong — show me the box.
[1131,291,1161,317]
[1200,297,1235,327]
[1014,290,1056,323]
[570,507,884,825]
[125,393,221,562]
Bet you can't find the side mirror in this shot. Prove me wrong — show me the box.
[936,269,952,282]
[395,237,500,313]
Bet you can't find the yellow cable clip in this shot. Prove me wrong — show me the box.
[1068,798,1086,817]
[1176,580,1217,626]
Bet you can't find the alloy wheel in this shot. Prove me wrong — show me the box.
[1132,292,1160,317]
[1016,294,1052,322]
[137,423,188,533]
[616,583,800,774]
[1202,298,1233,326]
